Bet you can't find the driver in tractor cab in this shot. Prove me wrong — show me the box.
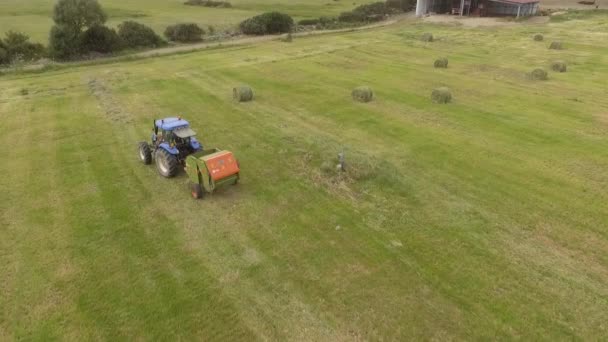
[151,130,162,146]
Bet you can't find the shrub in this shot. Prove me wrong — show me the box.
[257,12,293,34]
[1,31,45,63]
[551,61,567,72]
[234,86,254,102]
[184,0,232,7]
[164,23,205,42]
[80,24,122,53]
[49,24,82,59]
[352,86,374,103]
[118,21,165,48]
[549,41,563,49]
[421,32,434,42]
[431,87,451,104]
[530,68,548,80]
[533,34,543,41]
[338,11,366,22]
[339,2,390,23]
[298,18,320,26]
[0,46,7,65]
[240,18,267,35]
[239,12,294,35]
[319,16,335,25]
[434,57,448,68]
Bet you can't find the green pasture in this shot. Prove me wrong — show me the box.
[0,0,378,43]
[1,14,607,340]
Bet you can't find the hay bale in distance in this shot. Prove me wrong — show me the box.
[421,32,434,42]
[352,86,374,103]
[533,34,544,41]
[233,86,253,102]
[551,61,567,72]
[431,87,451,104]
[434,57,448,68]
[530,68,548,80]
[549,41,563,50]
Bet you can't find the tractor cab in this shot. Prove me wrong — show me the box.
[152,117,201,153]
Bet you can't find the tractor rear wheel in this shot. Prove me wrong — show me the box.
[155,149,179,178]
[138,142,152,165]
[190,183,204,199]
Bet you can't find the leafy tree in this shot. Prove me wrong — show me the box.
[53,0,107,32]
[49,0,107,59]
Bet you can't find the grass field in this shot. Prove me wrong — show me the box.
[0,0,378,43]
[1,13,608,340]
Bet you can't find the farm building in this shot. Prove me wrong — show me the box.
[415,0,540,17]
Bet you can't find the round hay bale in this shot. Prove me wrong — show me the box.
[352,86,374,103]
[530,68,548,80]
[420,32,434,42]
[434,57,448,68]
[533,34,544,41]
[431,87,451,104]
[233,86,253,102]
[549,41,563,50]
[551,61,567,72]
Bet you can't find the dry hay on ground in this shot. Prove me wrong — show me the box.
[352,86,374,103]
[551,61,567,72]
[534,34,544,41]
[431,87,452,104]
[87,78,133,123]
[434,57,448,68]
[420,32,434,42]
[233,86,254,102]
[549,41,563,50]
[530,68,548,80]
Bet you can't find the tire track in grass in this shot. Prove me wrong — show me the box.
[53,90,258,339]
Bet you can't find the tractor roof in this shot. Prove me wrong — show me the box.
[155,117,190,131]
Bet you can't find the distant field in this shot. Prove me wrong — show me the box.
[0,0,377,43]
[1,12,608,340]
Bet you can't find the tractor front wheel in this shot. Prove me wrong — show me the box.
[190,183,204,199]
[138,142,152,165]
[155,149,179,178]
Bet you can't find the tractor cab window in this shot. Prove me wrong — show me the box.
[163,130,174,142]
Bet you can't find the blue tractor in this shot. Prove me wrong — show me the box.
[138,117,202,177]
